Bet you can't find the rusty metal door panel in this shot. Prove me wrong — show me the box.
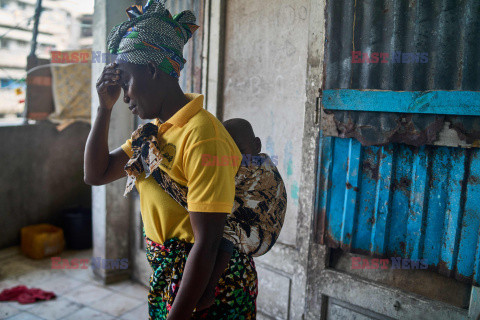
[316,134,480,285]
[312,0,480,317]
[322,0,480,146]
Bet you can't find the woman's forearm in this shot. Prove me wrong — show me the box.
[84,106,113,185]
[205,248,231,291]
[167,242,218,320]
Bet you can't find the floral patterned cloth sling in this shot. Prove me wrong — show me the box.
[124,122,287,257]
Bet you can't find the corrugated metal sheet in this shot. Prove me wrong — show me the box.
[323,0,480,145]
[317,0,480,285]
[315,134,480,285]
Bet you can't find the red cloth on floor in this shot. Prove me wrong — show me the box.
[0,285,56,304]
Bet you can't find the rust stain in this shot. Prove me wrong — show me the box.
[399,241,406,255]
[351,247,385,258]
[314,208,327,245]
[362,157,380,181]
[392,176,412,195]
[454,272,474,285]
[367,216,376,225]
[437,260,453,278]
[468,175,479,185]
[324,230,341,249]
[346,182,360,192]
[340,242,352,252]
[318,171,333,192]
[330,111,445,147]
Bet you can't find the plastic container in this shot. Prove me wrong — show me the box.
[62,206,92,250]
[21,224,65,259]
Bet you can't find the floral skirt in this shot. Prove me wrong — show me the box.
[145,236,258,319]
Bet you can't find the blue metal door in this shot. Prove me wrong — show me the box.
[316,0,480,288]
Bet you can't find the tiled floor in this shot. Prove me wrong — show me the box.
[0,246,149,320]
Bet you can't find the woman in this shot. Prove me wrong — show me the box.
[83,1,257,319]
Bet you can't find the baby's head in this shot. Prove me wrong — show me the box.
[223,118,261,156]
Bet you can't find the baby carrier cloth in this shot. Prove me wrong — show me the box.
[124,122,287,257]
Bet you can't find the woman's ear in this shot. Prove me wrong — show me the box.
[146,61,160,80]
[253,137,262,154]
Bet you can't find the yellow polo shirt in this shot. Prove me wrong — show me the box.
[121,93,241,244]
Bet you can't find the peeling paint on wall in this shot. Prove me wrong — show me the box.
[284,141,293,177]
[291,181,299,203]
[266,135,275,156]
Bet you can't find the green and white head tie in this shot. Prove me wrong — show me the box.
[107,0,199,79]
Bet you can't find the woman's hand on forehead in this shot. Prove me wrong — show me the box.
[96,62,123,110]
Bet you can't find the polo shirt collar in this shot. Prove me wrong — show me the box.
[160,93,204,128]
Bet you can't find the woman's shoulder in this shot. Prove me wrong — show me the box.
[183,109,228,143]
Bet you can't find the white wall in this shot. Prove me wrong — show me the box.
[222,0,309,247]
[221,1,312,318]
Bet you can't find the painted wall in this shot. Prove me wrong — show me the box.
[90,0,135,283]
[222,1,311,318]
[222,0,309,246]
[0,121,91,248]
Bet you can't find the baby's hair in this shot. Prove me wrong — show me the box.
[223,118,255,141]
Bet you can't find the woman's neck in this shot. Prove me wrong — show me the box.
[157,84,190,123]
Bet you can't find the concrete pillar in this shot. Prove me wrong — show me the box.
[201,0,226,119]
[90,0,134,284]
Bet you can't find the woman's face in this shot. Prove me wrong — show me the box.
[116,61,166,119]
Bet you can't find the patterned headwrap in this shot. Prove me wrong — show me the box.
[107,0,199,79]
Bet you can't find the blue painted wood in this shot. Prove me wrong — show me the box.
[323,90,480,116]
[319,134,480,284]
